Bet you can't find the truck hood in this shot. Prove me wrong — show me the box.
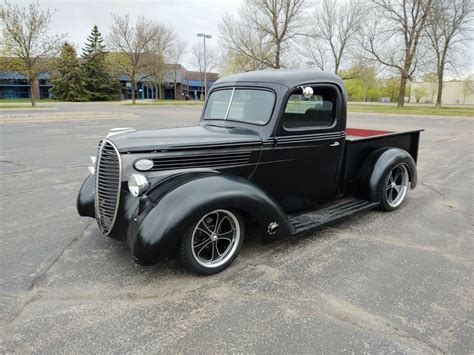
[108,125,263,153]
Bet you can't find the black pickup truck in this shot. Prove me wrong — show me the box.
[77,69,422,275]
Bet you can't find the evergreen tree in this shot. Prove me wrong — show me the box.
[82,25,121,100]
[51,42,88,101]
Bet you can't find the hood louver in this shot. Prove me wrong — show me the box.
[137,151,253,172]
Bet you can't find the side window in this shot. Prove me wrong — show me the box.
[283,86,336,129]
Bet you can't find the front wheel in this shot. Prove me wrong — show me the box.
[178,209,244,275]
[379,163,410,211]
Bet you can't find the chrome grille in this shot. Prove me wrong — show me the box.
[148,151,252,171]
[95,139,122,235]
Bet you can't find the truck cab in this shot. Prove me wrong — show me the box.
[204,71,347,211]
[77,69,422,275]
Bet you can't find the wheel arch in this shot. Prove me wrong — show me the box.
[357,147,417,202]
[131,174,292,265]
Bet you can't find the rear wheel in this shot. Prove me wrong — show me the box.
[380,163,410,211]
[179,209,244,275]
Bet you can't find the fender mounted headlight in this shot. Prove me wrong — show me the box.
[128,174,150,197]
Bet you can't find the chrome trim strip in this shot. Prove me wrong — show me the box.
[224,88,235,120]
[280,131,346,139]
[276,132,346,144]
[95,139,122,235]
[277,137,344,143]
[277,132,345,138]
[278,133,344,140]
[171,141,262,150]
[94,140,104,230]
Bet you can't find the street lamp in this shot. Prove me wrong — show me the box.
[196,33,212,100]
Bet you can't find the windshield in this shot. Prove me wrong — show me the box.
[203,88,275,125]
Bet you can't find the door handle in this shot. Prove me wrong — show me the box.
[329,141,340,147]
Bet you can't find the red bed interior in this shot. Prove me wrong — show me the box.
[346,128,392,138]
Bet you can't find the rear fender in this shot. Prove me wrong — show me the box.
[132,174,292,265]
[357,147,417,202]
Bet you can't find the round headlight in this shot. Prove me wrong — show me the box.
[88,156,97,175]
[128,174,150,197]
[134,159,154,171]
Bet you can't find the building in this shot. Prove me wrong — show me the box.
[117,64,218,100]
[0,64,219,100]
[410,80,474,105]
[187,70,219,100]
[0,72,52,99]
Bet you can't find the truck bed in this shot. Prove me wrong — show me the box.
[346,127,393,140]
[342,127,423,192]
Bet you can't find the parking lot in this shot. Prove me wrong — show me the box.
[1,102,473,353]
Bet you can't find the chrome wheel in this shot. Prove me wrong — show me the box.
[386,164,409,208]
[191,209,241,268]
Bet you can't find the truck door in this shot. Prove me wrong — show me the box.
[251,84,345,212]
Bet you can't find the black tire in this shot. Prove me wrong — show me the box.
[178,209,245,275]
[379,162,410,211]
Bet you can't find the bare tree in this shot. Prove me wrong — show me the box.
[421,72,438,102]
[220,49,268,75]
[108,14,158,104]
[144,24,175,100]
[303,0,364,76]
[168,39,187,99]
[361,0,434,107]
[191,42,218,98]
[0,1,64,106]
[426,0,473,108]
[218,0,306,69]
[300,37,329,71]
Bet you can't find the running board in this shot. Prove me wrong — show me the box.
[289,198,379,234]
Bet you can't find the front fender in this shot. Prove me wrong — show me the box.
[357,147,417,202]
[131,174,292,265]
[77,174,95,218]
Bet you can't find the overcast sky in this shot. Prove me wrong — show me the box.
[20,0,243,71]
[12,0,474,77]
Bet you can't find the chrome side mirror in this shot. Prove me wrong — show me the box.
[302,86,314,99]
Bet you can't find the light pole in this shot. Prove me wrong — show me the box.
[196,33,212,99]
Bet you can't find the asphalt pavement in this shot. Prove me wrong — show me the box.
[0,102,473,353]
